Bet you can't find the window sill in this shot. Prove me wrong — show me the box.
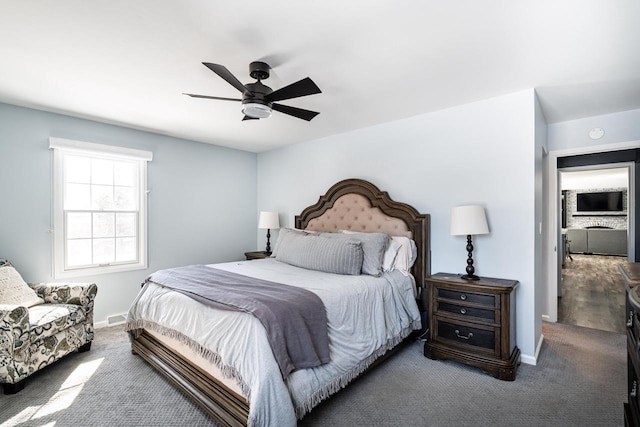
[54,262,147,279]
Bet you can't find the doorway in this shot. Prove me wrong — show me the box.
[545,141,640,326]
[557,166,630,333]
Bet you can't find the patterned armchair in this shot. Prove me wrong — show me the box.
[0,261,97,394]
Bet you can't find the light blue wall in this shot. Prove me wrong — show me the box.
[257,90,542,361]
[548,108,640,151]
[0,103,257,324]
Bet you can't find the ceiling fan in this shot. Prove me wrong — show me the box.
[184,61,322,121]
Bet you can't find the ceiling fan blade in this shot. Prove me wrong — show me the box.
[266,77,321,102]
[242,115,259,121]
[183,93,242,102]
[272,103,320,121]
[202,62,251,94]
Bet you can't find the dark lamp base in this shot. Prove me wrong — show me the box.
[461,235,481,281]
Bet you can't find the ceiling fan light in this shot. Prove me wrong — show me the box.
[242,103,272,119]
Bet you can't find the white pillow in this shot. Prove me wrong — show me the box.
[382,239,402,272]
[390,236,418,276]
[0,264,44,307]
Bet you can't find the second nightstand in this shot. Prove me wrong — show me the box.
[424,272,520,381]
[244,251,271,260]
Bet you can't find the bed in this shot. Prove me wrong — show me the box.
[125,178,430,426]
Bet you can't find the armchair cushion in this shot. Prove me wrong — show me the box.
[0,261,44,308]
[28,304,87,341]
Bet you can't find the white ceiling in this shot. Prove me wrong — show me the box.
[1,1,639,153]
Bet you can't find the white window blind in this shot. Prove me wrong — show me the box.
[50,137,152,278]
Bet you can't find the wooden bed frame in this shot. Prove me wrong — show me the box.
[130,178,430,427]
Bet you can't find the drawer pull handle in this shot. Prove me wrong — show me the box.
[460,308,467,315]
[460,294,467,301]
[455,329,473,340]
[632,380,637,398]
[628,311,634,328]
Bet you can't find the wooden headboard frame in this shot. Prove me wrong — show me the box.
[294,178,430,295]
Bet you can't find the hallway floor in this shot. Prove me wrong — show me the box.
[558,254,627,334]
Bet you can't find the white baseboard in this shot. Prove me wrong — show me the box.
[520,354,536,366]
[520,333,544,366]
[94,320,108,329]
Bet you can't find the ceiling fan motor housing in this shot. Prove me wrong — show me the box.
[249,61,270,81]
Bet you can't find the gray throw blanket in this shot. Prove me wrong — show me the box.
[145,265,330,378]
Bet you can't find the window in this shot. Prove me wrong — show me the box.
[50,137,152,278]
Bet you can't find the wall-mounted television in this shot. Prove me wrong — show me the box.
[576,191,623,212]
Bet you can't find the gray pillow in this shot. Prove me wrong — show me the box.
[272,228,309,257]
[275,232,364,275]
[322,231,390,276]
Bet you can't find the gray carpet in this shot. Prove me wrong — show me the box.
[0,322,626,426]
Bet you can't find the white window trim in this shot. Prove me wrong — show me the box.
[50,137,152,279]
[50,137,153,161]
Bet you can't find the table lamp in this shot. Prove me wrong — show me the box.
[450,205,490,280]
[258,211,280,254]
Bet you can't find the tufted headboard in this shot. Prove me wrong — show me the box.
[295,178,430,298]
[304,192,413,238]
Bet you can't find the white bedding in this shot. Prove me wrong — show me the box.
[126,258,421,427]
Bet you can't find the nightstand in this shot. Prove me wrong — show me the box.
[424,272,520,381]
[244,251,271,260]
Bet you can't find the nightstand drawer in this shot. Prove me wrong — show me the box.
[438,301,495,322]
[436,319,496,352]
[438,288,495,306]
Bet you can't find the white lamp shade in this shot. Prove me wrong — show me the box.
[258,211,280,229]
[450,205,489,236]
